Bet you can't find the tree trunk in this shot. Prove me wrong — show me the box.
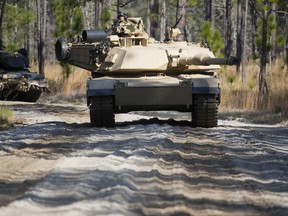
[211,0,215,30]
[117,0,120,14]
[13,0,18,44]
[36,0,44,76]
[224,0,232,57]
[24,0,30,59]
[159,0,166,41]
[236,0,242,72]
[258,0,269,103]
[0,0,6,47]
[285,22,288,63]
[43,0,47,64]
[151,0,159,40]
[176,0,186,41]
[270,2,276,61]
[146,0,151,36]
[205,0,214,30]
[205,0,211,21]
[241,0,248,82]
[250,0,258,59]
[95,0,103,27]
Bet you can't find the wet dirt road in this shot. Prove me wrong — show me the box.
[0,101,288,216]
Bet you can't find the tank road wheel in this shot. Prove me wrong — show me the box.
[192,94,219,128]
[89,96,115,127]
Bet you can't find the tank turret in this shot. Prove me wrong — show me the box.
[56,21,236,76]
[0,48,50,102]
[55,14,237,128]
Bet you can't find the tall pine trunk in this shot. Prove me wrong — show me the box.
[258,0,269,104]
[236,0,242,73]
[0,0,6,48]
[224,0,232,57]
[151,0,159,40]
[205,0,215,30]
[36,0,44,76]
[95,0,103,27]
[241,0,248,82]
[250,0,258,59]
[146,0,151,36]
[176,0,186,41]
[159,0,166,41]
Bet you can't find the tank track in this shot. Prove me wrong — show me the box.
[89,96,115,127]
[191,94,219,128]
[88,95,218,128]
[0,82,50,102]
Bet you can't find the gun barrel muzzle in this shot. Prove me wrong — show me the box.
[55,38,69,61]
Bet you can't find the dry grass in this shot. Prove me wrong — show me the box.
[36,64,90,103]
[220,59,288,114]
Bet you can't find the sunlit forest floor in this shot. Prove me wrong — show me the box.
[37,59,288,126]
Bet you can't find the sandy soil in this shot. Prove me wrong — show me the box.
[0,101,287,216]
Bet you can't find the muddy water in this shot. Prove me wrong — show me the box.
[0,102,287,215]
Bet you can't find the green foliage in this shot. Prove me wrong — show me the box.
[53,0,84,38]
[200,21,224,57]
[100,7,111,28]
[5,43,17,54]
[170,0,198,7]
[0,106,14,130]
[201,21,212,40]
[267,13,276,32]
[227,73,237,85]
[53,0,84,78]
[256,0,278,9]
[255,2,283,60]
[256,16,275,56]
[256,18,262,49]
[2,2,34,52]
[187,0,198,7]
[276,34,286,47]
[60,62,73,79]
[247,80,256,90]
[4,4,33,31]
[72,7,84,33]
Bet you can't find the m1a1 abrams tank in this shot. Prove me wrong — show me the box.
[55,13,237,127]
[0,48,50,102]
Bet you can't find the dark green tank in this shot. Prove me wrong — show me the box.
[0,48,50,102]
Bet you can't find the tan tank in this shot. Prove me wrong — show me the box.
[55,13,237,127]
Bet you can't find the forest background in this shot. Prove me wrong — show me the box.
[0,0,287,122]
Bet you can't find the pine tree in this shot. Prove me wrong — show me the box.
[200,21,224,57]
[53,0,84,78]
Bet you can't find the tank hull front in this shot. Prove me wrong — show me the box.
[87,74,220,127]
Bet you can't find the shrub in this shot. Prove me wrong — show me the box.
[0,106,14,130]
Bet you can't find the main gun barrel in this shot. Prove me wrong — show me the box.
[203,56,237,65]
[179,54,237,66]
